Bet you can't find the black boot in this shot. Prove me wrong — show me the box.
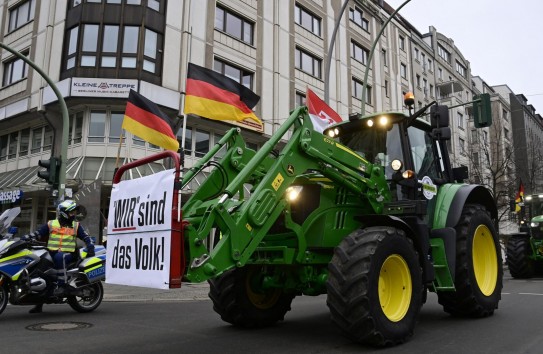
[29,304,43,314]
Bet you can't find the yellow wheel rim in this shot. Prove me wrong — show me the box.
[379,254,412,322]
[245,268,281,310]
[472,225,498,296]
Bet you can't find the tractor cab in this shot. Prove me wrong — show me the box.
[323,94,454,202]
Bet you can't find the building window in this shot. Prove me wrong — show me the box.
[213,58,254,89]
[384,80,389,97]
[43,126,53,151]
[8,0,35,32]
[295,4,321,36]
[295,91,306,108]
[0,135,7,161]
[457,112,464,130]
[399,35,405,51]
[456,61,466,78]
[351,41,369,65]
[8,132,18,159]
[295,47,321,78]
[31,127,42,154]
[20,128,29,156]
[143,28,158,72]
[69,112,84,144]
[215,6,254,45]
[438,45,451,63]
[429,84,434,98]
[414,48,419,61]
[459,137,465,154]
[382,49,387,67]
[101,25,119,67]
[416,74,421,88]
[195,130,210,157]
[352,78,371,105]
[122,26,139,68]
[89,111,106,143]
[81,24,99,67]
[400,63,407,79]
[109,112,124,143]
[427,58,433,72]
[349,7,369,31]
[66,26,79,69]
[504,127,510,140]
[503,109,509,121]
[438,67,443,80]
[2,52,28,87]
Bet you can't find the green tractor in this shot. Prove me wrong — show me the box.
[116,96,502,346]
[506,194,543,278]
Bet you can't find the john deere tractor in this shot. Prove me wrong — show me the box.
[507,194,543,278]
[115,94,501,346]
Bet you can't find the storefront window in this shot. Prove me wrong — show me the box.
[19,128,29,156]
[89,111,106,142]
[43,126,53,151]
[31,127,42,153]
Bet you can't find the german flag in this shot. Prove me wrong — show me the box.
[184,63,261,125]
[122,90,179,152]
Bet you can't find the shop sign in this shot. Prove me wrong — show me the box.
[0,189,23,204]
[71,77,137,98]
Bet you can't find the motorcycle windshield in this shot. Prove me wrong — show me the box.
[0,207,21,236]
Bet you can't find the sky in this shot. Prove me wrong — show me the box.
[386,0,543,113]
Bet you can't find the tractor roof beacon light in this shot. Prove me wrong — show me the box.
[404,92,415,108]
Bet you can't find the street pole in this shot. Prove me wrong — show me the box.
[324,0,350,104]
[0,43,69,203]
[360,0,411,115]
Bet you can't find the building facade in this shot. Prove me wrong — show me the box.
[0,0,541,238]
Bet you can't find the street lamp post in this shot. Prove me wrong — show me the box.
[323,0,412,111]
[0,42,69,203]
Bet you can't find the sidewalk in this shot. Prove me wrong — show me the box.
[103,282,210,302]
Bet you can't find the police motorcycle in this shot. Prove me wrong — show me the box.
[0,207,106,315]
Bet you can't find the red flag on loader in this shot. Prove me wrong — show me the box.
[122,90,179,152]
[306,88,343,133]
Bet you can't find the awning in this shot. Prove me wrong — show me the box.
[0,157,169,192]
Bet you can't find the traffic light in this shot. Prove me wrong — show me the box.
[37,157,60,186]
[473,93,492,128]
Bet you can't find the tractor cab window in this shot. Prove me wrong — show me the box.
[408,126,441,180]
[338,122,403,180]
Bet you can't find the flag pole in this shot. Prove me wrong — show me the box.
[114,129,125,179]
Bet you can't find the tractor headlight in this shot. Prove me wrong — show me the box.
[285,186,303,202]
[391,159,403,171]
[531,222,540,228]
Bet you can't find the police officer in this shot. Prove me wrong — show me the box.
[24,200,95,313]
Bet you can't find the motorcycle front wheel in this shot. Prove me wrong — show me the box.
[67,282,103,313]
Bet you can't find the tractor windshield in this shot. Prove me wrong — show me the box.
[338,123,403,180]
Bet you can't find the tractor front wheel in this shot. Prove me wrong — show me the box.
[506,236,535,279]
[326,227,422,346]
[437,204,502,317]
[208,265,295,328]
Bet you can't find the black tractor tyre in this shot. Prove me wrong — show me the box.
[326,227,422,347]
[208,265,295,328]
[506,236,535,279]
[437,204,503,317]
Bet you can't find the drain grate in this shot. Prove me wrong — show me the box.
[26,321,93,331]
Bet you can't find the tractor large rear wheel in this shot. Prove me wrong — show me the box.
[327,227,422,346]
[506,236,535,279]
[437,204,502,317]
[208,265,295,328]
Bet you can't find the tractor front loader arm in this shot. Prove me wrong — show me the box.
[183,107,391,283]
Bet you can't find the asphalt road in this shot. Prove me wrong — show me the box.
[1,272,543,354]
